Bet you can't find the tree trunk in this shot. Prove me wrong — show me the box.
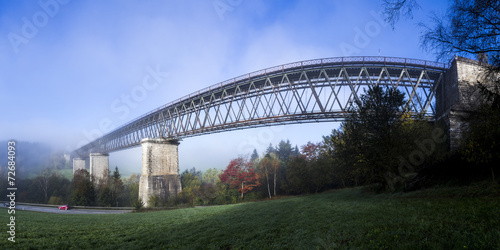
[273,170,277,196]
[38,178,49,203]
[241,182,244,199]
[266,172,271,199]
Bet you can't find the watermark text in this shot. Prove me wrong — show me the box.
[6,140,17,243]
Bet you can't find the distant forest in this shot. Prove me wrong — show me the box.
[0,140,70,178]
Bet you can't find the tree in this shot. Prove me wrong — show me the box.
[180,168,202,205]
[71,169,95,206]
[382,0,420,28]
[48,196,63,205]
[181,168,202,189]
[325,86,405,189]
[265,143,276,155]
[348,86,407,186]
[259,156,272,199]
[322,129,364,187]
[98,186,113,207]
[250,149,259,163]
[301,142,322,162]
[292,145,300,157]
[285,156,313,194]
[148,194,164,208]
[259,153,280,198]
[275,140,294,195]
[383,0,500,66]
[310,154,335,192]
[35,168,53,203]
[202,168,220,185]
[420,0,500,66]
[195,182,219,206]
[110,167,125,206]
[285,142,335,194]
[324,86,443,190]
[385,0,500,108]
[384,0,500,184]
[124,173,140,206]
[219,157,261,199]
[276,140,293,163]
[48,172,71,204]
[461,105,500,182]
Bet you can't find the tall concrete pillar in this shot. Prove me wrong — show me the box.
[139,138,182,207]
[436,56,492,151]
[73,158,86,174]
[89,153,109,186]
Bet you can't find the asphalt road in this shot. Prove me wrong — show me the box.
[1,203,131,214]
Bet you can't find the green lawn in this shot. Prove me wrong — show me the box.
[58,168,74,181]
[1,184,499,249]
[24,168,74,181]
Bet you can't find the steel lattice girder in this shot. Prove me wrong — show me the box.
[74,56,446,157]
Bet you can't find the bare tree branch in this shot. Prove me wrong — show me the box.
[416,0,500,65]
[383,0,421,28]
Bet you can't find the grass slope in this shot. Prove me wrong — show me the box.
[24,168,73,181]
[1,185,499,249]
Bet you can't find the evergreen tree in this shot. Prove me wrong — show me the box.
[110,167,124,206]
[250,149,259,163]
[323,86,439,190]
[98,186,113,207]
[265,143,275,155]
[71,169,95,206]
[276,140,293,163]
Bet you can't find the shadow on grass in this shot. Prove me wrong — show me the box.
[2,186,500,249]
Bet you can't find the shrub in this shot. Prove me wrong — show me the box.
[48,196,63,205]
[132,199,144,211]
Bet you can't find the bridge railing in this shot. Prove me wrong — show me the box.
[77,56,447,155]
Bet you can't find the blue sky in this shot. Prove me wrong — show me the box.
[0,0,450,174]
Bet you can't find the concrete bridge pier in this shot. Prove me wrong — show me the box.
[72,158,86,174]
[89,153,109,186]
[139,138,182,207]
[437,56,492,151]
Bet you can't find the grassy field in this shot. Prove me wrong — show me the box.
[1,184,499,249]
[24,168,74,181]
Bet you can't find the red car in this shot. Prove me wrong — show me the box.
[58,205,70,210]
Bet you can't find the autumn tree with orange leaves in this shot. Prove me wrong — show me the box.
[219,157,261,199]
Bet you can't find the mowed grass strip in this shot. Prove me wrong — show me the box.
[1,185,499,249]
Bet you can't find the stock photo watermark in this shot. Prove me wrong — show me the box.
[213,0,244,21]
[339,10,388,56]
[6,141,17,243]
[70,65,169,151]
[7,0,71,54]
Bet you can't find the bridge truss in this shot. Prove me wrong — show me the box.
[74,56,446,157]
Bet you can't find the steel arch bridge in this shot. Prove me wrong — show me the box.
[74,56,447,157]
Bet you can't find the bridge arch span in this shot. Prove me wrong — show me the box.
[75,56,446,157]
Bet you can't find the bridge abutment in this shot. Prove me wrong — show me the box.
[72,158,86,174]
[437,56,491,151]
[89,153,109,186]
[139,138,182,207]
